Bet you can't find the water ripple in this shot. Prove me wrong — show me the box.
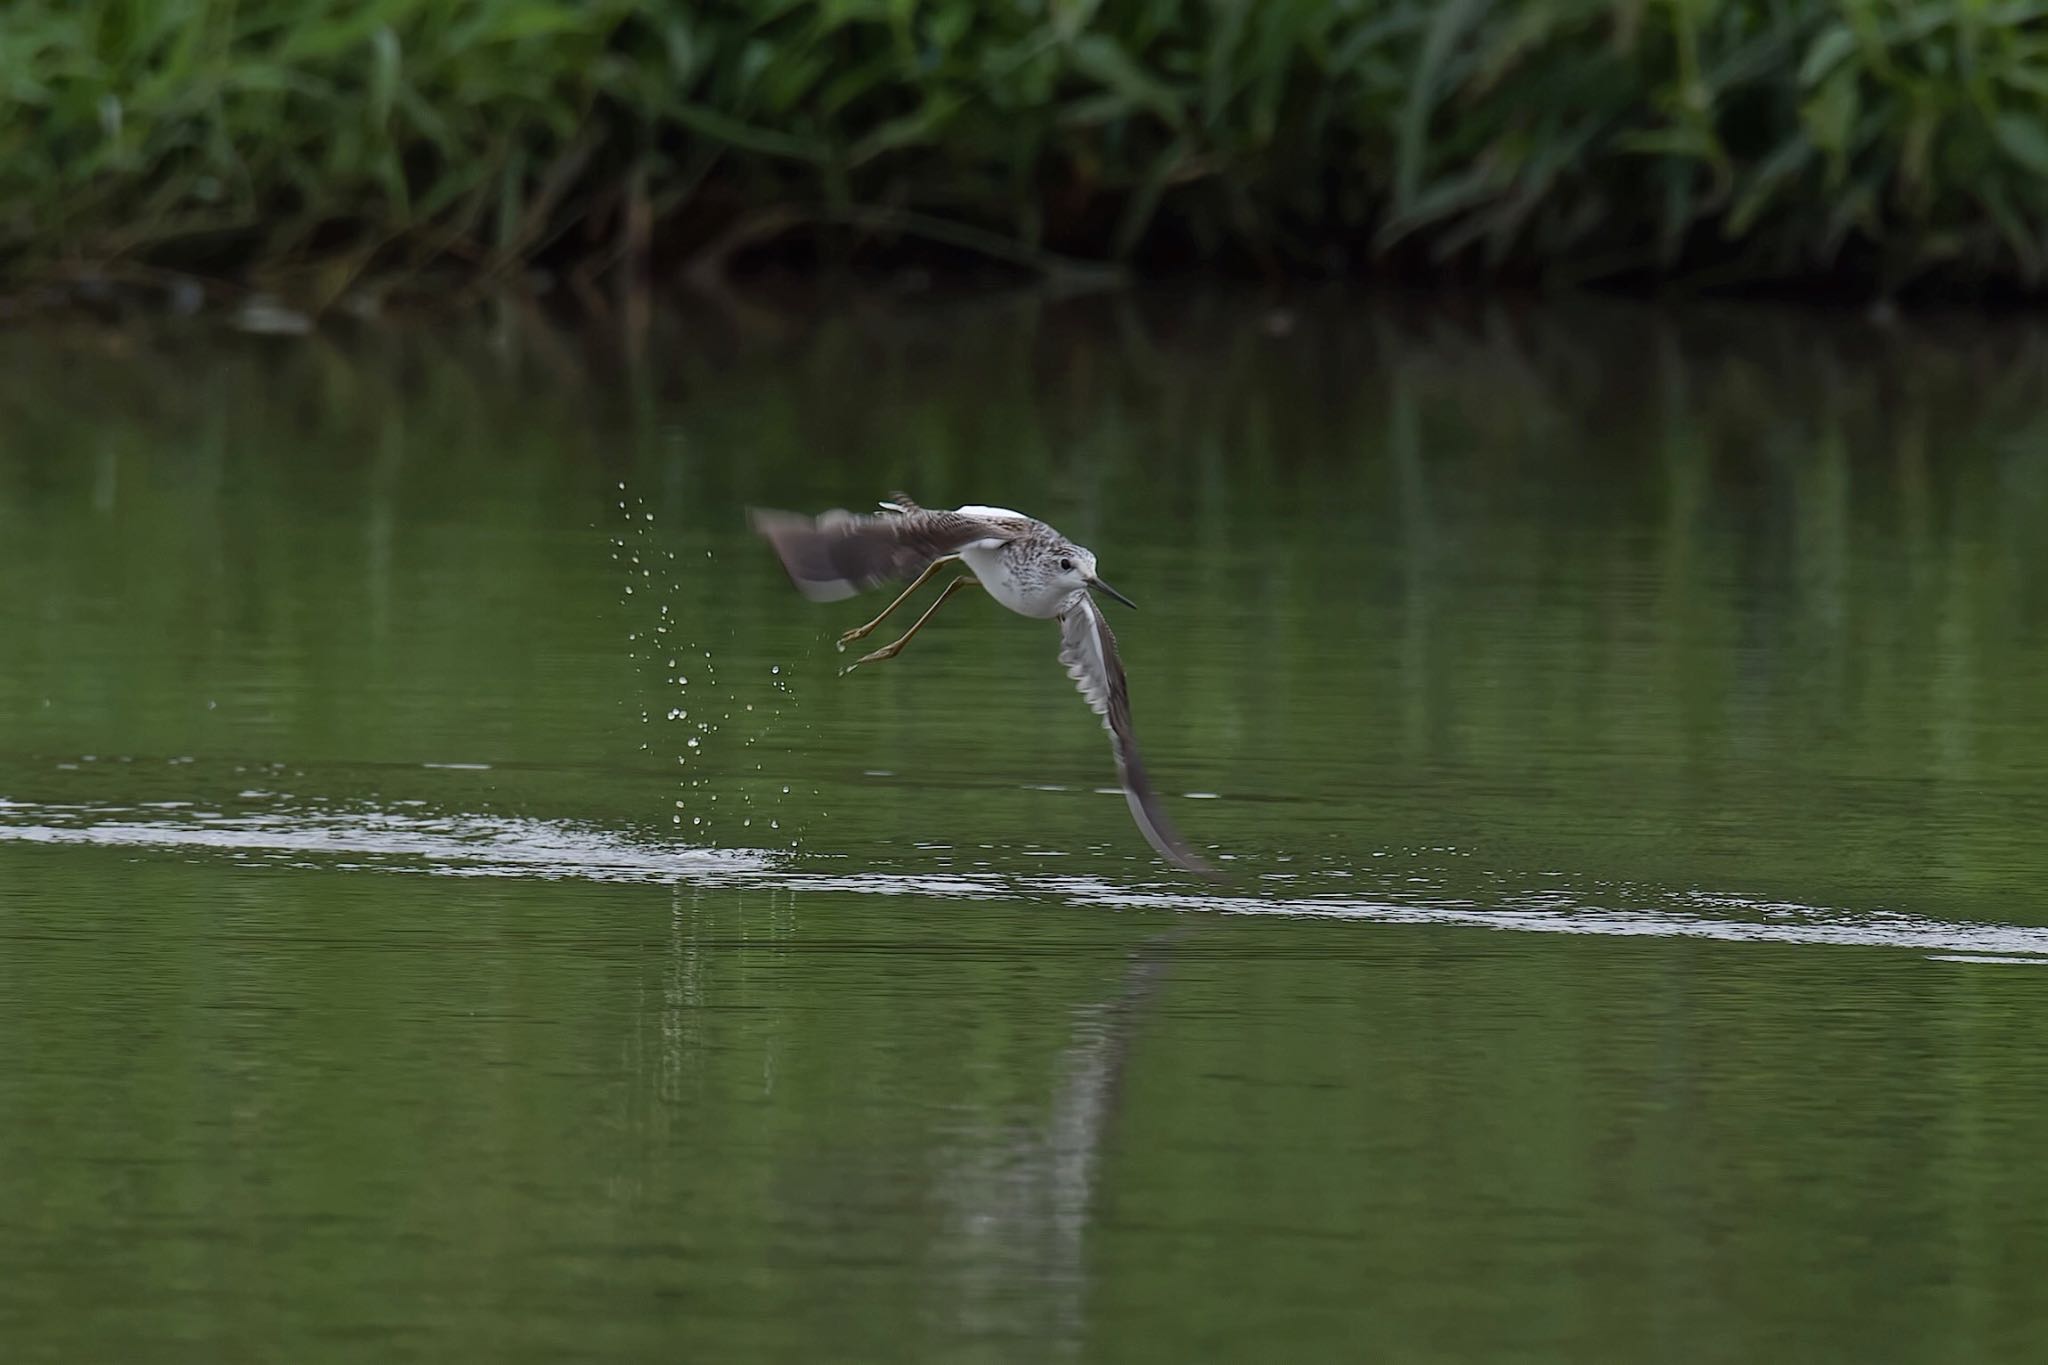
[4,798,2045,961]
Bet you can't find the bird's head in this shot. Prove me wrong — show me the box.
[1054,544,1135,609]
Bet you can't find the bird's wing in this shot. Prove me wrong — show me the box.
[749,502,1011,601]
[1057,593,1213,875]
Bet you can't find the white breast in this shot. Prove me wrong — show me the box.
[959,540,1063,618]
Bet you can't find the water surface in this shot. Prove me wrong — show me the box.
[3,294,2046,1362]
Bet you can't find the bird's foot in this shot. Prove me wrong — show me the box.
[834,627,867,653]
[839,644,896,677]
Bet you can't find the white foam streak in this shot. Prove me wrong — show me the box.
[4,800,2046,960]
[3,803,766,884]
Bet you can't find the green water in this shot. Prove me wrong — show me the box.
[3,294,2047,1362]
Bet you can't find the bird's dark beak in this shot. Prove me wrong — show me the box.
[1088,577,1137,610]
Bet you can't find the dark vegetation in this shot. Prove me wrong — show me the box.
[8,0,2048,312]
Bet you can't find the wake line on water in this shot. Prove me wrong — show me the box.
[4,799,2045,962]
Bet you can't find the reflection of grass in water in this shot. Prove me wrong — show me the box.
[8,2,2048,294]
[0,299,2044,913]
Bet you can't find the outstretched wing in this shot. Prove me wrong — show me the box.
[1057,593,1213,875]
[749,498,1010,601]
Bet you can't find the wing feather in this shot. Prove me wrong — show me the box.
[1057,595,1213,875]
[749,500,1009,601]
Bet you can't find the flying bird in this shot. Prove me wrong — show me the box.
[749,494,1213,875]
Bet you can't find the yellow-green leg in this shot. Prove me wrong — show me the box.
[836,555,960,652]
[844,576,980,671]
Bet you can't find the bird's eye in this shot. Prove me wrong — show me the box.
[1060,557,1075,571]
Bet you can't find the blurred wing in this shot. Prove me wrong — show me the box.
[749,502,1009,602]
[1057,594,1213,875]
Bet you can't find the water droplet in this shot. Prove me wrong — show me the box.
[687,738,700,749]
[770,665,780,675]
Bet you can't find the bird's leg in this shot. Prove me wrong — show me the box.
[836,555,959,652]
[844,576,980,671]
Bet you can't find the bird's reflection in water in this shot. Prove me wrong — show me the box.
[926,930,1185,1354]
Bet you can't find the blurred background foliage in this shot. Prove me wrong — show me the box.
[6,0,2048,303]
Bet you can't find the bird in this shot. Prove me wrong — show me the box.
[748,493,1214,875]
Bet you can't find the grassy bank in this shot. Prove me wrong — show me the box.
[7,0,2048,308]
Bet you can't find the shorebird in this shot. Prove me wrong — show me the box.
[749,494,1213,875]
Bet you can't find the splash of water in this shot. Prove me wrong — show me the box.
[614,481,794,847]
